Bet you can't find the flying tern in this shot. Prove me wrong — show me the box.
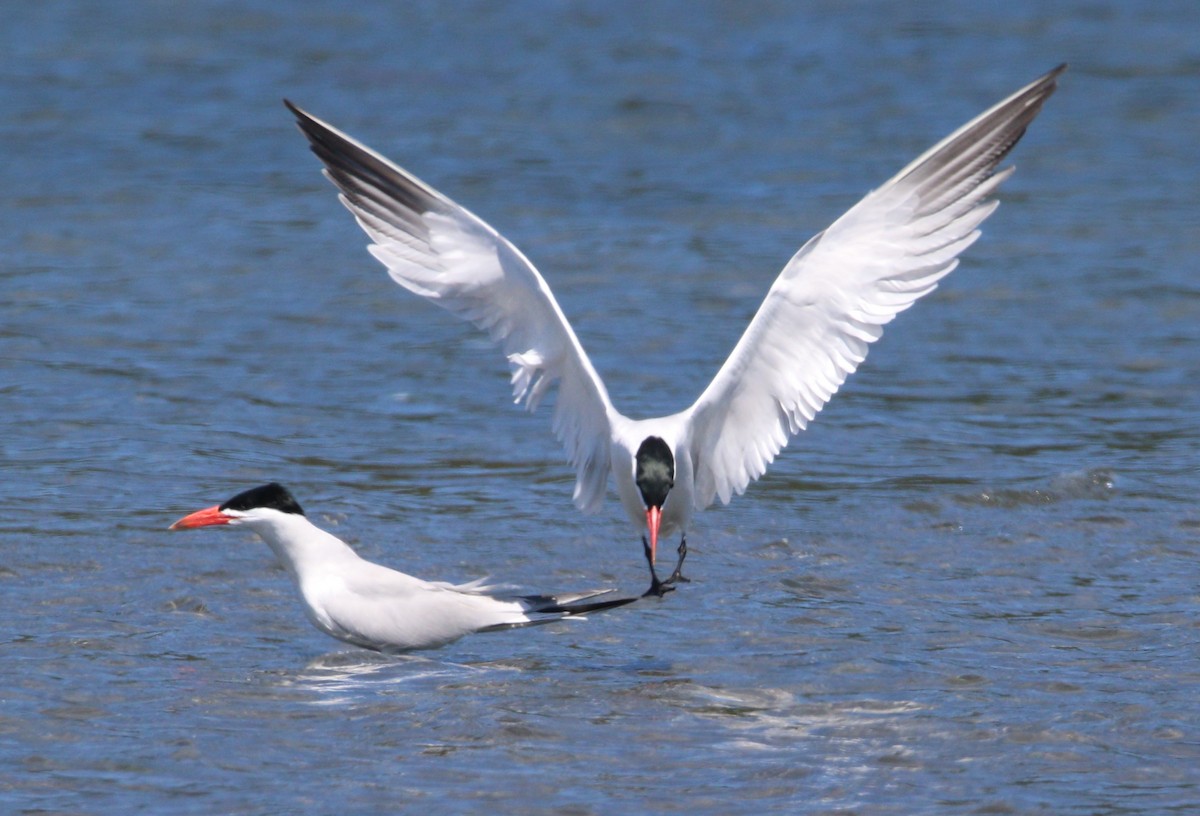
[285,65,1064,595]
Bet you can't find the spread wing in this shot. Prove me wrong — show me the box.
[286,102,615,512]
[687,65,1065,508]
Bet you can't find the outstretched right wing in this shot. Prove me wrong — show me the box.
[287,102,615,512]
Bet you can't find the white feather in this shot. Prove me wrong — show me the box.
[285,64,1063,555]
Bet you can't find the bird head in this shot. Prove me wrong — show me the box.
[169,483,306,530]
[634,436,675,564]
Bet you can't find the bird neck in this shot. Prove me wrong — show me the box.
[248,514,359,582]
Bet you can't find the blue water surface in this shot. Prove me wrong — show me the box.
[3,1,1199,813]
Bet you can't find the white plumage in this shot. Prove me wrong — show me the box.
[170,484,632,652]
[286,65,1063,592]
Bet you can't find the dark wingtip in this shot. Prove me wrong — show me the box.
[1041,63,1068,92]
[527,590,640,616]
[560,595,640,615]
[1032,64,1067,98]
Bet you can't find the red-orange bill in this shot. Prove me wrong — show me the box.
[169,505,230,531]
[645,505,662,565]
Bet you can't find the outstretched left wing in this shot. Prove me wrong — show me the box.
[688,65,1065,508]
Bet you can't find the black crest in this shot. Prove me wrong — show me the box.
[220,483,305,516]
[635,437,674,509]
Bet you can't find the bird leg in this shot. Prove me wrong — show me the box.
[641,534,690,596]
[641,535,675,597]
[663,534,690,585]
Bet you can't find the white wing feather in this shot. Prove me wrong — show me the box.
[286,103,615,512]
[320,566,623,650]
[687,65,1064,508]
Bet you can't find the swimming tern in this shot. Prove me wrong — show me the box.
[169,483,635,652]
